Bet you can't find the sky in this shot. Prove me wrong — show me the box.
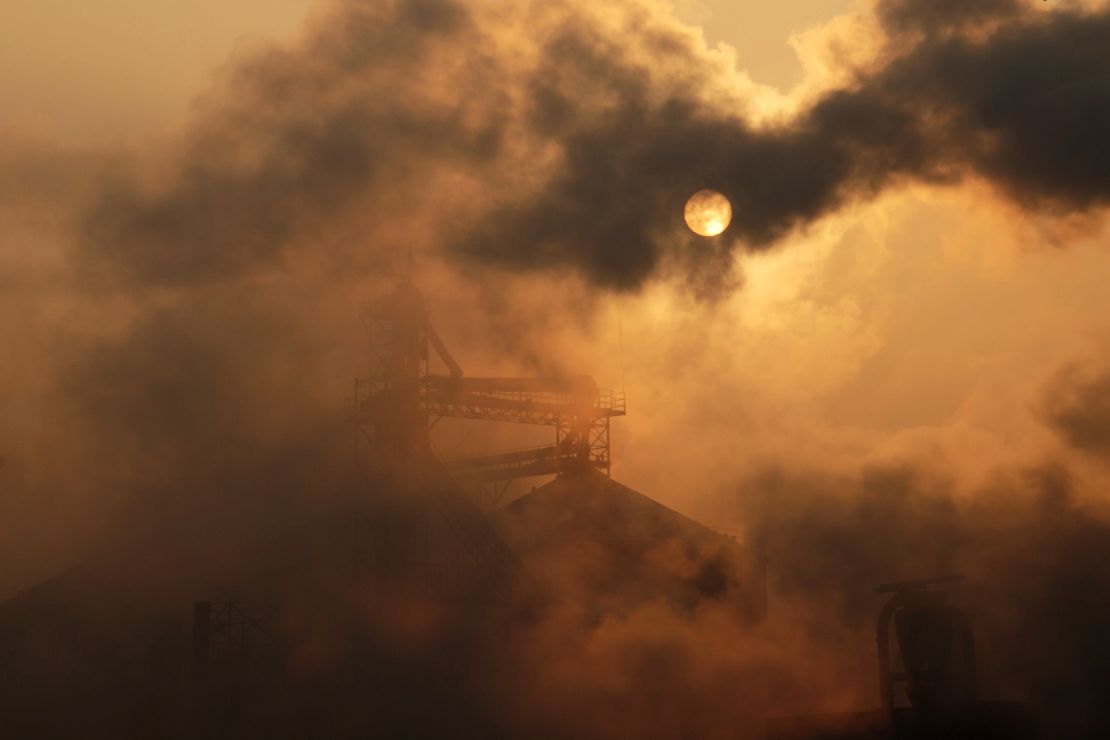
[0,0,317,142]
[4,2,1110,736]
[0,1,850,141]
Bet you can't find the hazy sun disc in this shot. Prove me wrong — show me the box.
[684,189,732,237]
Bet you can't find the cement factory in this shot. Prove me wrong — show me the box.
[0,278,766,738]
[0,279,1041,739]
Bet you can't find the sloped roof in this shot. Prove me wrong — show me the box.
[499,467,725,546]
[496,468,759,615]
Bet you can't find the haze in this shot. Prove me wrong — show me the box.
[3,1,1110,738]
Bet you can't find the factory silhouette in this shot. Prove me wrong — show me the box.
[0,278,1048,739]
[0,278,772,738]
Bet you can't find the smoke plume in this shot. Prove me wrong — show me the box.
[77,0,1110,292]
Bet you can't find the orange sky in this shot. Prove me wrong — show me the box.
[0,0,316,142]
[0,1,856,142]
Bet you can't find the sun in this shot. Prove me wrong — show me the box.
[684,189,732,237]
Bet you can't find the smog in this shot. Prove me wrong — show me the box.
[3,1,1110,738]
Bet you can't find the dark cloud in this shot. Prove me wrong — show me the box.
[1043,362,1110,460]
[453,11,874,291]
[458,2,1110,289]
[81,0,501,287]
[869,9,1110,210]
[76,1,1110,293]
[876,0,1026,33]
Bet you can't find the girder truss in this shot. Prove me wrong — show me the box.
[352,281,625,485]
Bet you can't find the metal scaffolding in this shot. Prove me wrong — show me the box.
[347,279,547,598]
[350,279,626,488]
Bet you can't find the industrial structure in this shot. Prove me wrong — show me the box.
[337,278,631,601]
[345,278,763,618]
[352,279,626,501]
[767,577,1035,740]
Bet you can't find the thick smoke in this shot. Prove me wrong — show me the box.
[80,0,1110,293]
[876,0,1025,33]
[1043,361,1110,462]
[732,458,1110,740]
[81,0,502,287]
[4,1,1110,739]
[473,0,1110,288]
